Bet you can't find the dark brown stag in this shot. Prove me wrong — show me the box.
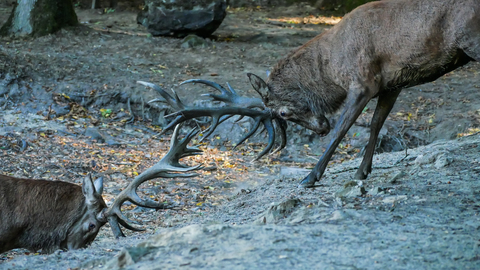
[0,125,202,253]
[0,174,106,253]
[144,0,480,188]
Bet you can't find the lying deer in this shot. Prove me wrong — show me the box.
[0,174,106,254]
[0,125,202,253]
[141,0,479,187]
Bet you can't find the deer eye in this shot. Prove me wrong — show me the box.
[88,223,96,231]
[279,110,290,118]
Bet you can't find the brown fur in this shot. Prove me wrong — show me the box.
[249,0,480,186]
[0,175,107,253]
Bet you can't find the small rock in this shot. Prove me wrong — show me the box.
[180,34,210,49]
[106,137,121,146]
[328,210,349,221]
[85,127,105,143]
[415,153,435,165]
[389,171,406,183]
[104,247,155,269]
[382,195,408,204]
[255,198,302,224]
[51,104,71,117]
[415,151,452,168]
[280,166,311,177]
[368,186,385,196]
[434,153,452,168]
[335,180,366,198]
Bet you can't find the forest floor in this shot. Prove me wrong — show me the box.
[0,3,479,270]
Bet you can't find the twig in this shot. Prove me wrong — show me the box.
[127,98,135,124]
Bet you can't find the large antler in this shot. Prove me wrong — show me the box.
[104,125,202,238]
[138,80,287,159]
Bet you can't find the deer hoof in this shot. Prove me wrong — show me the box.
[354,168,369,180]
[298,175,317,188]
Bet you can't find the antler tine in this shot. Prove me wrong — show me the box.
[105,125,203,238]
[270,118,288,155]
[197,114,241,143]
[142,80,285,161]
[182,79,264,109]
[253,117,277,160]
[233,116,263,148]
[226,82,237,95]
[138,81,187,111]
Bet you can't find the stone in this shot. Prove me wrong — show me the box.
[279,166,311,177]
[180,34,211,49]
[434,153,452,169]
[85,127,105,143]
[368,186,385,196]
[389,171,406,184]
[382,195,407,204]
[104,247,155,269]
[334,180,366,198]
[137,0,228,38]
[335,181,366,198]
[255,198,302,224]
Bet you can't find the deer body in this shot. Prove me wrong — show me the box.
[248,0,480,187]
[0,126,203,253]
[0,175,107,253]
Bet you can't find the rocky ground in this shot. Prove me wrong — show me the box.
[0,2,480,270]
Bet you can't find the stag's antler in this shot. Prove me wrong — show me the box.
[104,125,202,238]
[138,80,287,159]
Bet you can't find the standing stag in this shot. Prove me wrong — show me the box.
[142,0,480,187]
[0,125,202,253]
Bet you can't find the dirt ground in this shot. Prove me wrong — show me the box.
[0,3,480,270]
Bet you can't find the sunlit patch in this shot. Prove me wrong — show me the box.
[457,127,480,138]
[267,15,342,26]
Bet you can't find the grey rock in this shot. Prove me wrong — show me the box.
[84,127,105,143]
[368,186,385,196]
[415,153,436,165]
[105,247,155,269]
[255,198,302,224]
[137,0,227,38]
[389,171,407,183]
[279,166,311,177]
[382,195,408,204]
[415,150,452,168]
[335,180,366,198]
[434,153,452,168]
[51,104,71,117]
[180,34,211,48]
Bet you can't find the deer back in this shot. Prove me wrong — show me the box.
[0,174,107,253]
[258,0,479,135]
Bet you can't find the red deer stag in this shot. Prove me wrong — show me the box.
[0,125,202,253]
[142,0,480,188]
[0,174,106,254]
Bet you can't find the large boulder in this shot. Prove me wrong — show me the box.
[137,0,228,38]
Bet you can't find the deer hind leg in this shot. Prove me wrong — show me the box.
[355,89,401,180]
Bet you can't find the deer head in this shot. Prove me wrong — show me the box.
[247,73,331,136]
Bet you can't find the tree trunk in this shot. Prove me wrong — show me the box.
[0,0,78,37]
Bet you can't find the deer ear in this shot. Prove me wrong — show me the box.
[247,73,270,99]
[93,176,104,195]
[82,174,100,204]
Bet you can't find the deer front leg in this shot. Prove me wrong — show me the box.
[299,87,373,188]
[355,90,401,180]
